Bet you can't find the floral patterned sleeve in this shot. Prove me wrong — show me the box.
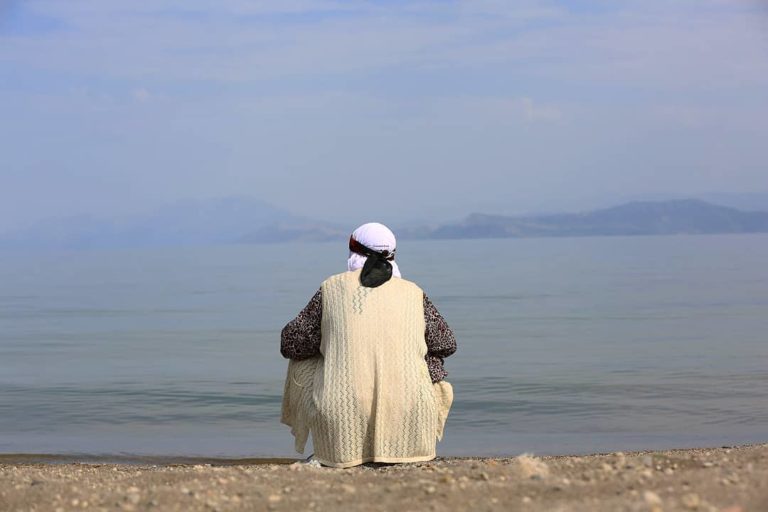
[280,288,323,360]
[424,293,457,383]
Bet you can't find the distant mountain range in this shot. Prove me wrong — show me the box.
[1,197,767,250]
[419,199,768,240]
[621,192,768,214]
[0,196,347,250]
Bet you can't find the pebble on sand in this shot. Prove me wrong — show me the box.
[643,490,662,505]
[514,454,550,480]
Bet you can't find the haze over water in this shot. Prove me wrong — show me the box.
[1,234,767,459]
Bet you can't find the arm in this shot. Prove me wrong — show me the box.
[280,288,323,360]
[424,293,457,383]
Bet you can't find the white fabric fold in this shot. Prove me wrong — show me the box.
[347,222,401,278]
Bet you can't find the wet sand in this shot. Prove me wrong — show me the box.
[1,444,765,511]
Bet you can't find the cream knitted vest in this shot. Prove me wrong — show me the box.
[283,269,442,468]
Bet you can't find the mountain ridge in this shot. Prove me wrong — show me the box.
[1,198,767,250]
[422,199,768,240]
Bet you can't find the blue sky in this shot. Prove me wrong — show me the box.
[1,0,767,230]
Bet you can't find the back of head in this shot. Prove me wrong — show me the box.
[347,222,400,288]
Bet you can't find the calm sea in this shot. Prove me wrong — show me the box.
[1,234,767,459]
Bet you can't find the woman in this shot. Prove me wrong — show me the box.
[280,222,457,468]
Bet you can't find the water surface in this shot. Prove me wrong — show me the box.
[1,234,766,457]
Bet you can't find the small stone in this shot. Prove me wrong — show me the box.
[515,454,550,480]
[71,499,80,507]
[702,461,714,468]
[643,490,662,506]
[664,468,674,475]
[642,456,653,467]
[425,485,436,494]
[340,484,356,494]
[522,496,531,504]
[268,494,282,503]
[127,493,140,505]
[681,493,700,509]
[479,472,490,480]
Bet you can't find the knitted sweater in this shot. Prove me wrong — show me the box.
[280,269,452,467]
[281,284,456,382]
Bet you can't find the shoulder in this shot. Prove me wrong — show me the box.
[320,271,423,295]
[387,276,423,295]
[320,270,360,290]
[321,271,354,286]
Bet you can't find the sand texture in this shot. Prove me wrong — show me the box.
[1,444,766,511]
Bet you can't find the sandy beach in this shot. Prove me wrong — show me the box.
[0,444,765,511]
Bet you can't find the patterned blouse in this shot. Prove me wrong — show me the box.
[280,289,457,383]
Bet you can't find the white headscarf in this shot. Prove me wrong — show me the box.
[347,222,402,278]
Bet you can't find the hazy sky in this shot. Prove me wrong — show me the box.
[1,0,767,230]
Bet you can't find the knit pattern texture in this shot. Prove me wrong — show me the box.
[281,269,445,468]
[280,288,457,382]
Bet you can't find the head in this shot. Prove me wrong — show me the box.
[347,222,401,287]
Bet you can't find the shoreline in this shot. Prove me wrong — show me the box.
[1,444,765,511]
[2,442,762,466]
[0,453,298,466]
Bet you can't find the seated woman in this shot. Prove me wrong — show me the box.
[280,222,457,468]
